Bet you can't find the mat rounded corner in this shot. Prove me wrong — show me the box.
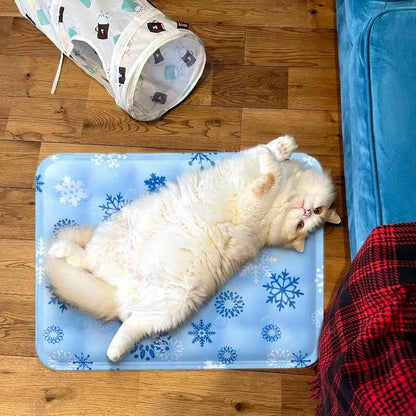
[36,154,61,177]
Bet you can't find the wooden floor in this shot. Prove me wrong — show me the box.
[0,0,351,414]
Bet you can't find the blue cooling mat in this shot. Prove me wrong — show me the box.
[35,152,324,370]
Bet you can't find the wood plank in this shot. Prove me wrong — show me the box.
[0,17,12,53]
[281,374,317,415]
[137,370,283,415]
[5,97,85,142]
[0,239,35,297]
[245,27,337,68]
[0,96,11,132]
[6,17,59,56]
[0,188,34,239]
[324,256,351,307]
[0,356,140,415]
[289,68,340,110]
[81,102,241,151]
[0,55,91,99]
[0,294,35,357]
[212,65,288,109]
[160,0,336,29]
[241,109,342,156]
[0,140,40,188]
[0,0,19,17]
[192,24,246,65]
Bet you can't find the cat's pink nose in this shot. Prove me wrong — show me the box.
[304,209,311,217]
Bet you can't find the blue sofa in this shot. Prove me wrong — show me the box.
[336,0,416,258]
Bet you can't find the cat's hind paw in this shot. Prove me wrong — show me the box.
[267,135,298,161]
[47,240,71,259]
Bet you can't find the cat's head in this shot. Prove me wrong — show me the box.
[267,165,340,252]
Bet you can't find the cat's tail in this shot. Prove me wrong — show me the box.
[45,256,118,321]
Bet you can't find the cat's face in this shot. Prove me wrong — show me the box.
[266,168,340,251]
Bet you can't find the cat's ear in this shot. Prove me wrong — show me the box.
[326,209,341,224]
[292,236,306,252]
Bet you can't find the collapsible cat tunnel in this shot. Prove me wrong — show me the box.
[14,0,206,121]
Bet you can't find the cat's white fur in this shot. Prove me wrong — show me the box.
[45,136,340,362]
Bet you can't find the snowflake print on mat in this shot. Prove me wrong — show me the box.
[188,153,217,170]
[73,352,93,370]
[90,153,127,168]
[46,285,69,313]
[215,291,245,319]
[43,325,64,344]
[263,269,304,311]
[53,218,79,238]
[99,193,131,221]
[203,360,226,369]
[188,320,216,347]
[36,237,47,285]
[261,324,282,343]
[218,346,237,365]
[239,248,278,284]
[291,351,311,368]
[144,173,167,193]
[315,265,324,294]
[153,334,183,361]
[267,348,292,368]
[130,341,157,361]
[55,176,87,207]
[35,174,45,192]
[48,351,76,370]
[312,308,324,329]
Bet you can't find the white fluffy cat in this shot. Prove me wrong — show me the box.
[45,135,340,362]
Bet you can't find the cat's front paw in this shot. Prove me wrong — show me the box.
[107,346,123,362]
[267,135,298,161]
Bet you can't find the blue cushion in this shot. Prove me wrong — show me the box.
[337,0,416,257]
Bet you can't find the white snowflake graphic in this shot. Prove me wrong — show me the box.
[50,154,59,162]
[154,334,183,361]
[203,360,226,369]
[263,269,304,311]
[36,237,46,284]
[315,266,324,294]
[55,176,87,207]
[267,348,292,368]
[48,350,76,370]
[302,155,315,167]
[90,153,127,168]
[312,308,324,329]
[239,249,278,284]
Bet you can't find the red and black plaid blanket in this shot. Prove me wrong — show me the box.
[311,223,416,415]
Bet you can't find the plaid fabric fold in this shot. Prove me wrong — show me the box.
[311,223,416,415]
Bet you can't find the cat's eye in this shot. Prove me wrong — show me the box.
[314,207,323,215]
[297,220,304,230]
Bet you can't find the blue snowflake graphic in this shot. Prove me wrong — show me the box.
[188,320,216,347]
[46,285,69,313]
[263,269,304,311]
[215,291,245,318]
[153,334,183,360]
[99,193,130,221]
[144,173,167,192]
[188,153,217,170]
[291,351,311,368]
[261,324,282,342]
[218,346,237,365]
[130,342,156,361]
[35,174,45,192]
[43,325,64,344]
[52,218,79,237]
[73,352,93,370]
